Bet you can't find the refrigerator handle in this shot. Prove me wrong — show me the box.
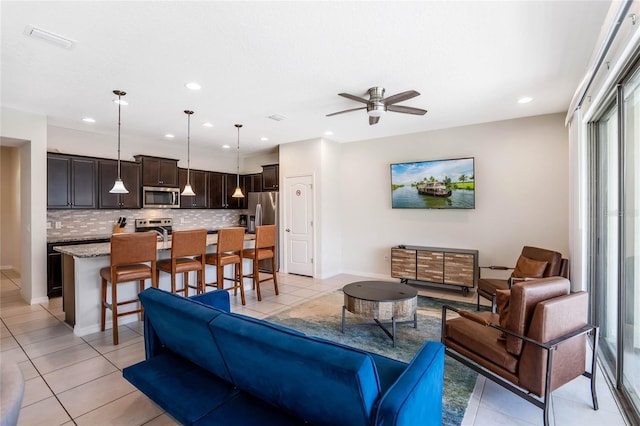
[255,203,263,227]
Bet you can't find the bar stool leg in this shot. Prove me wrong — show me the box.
[138,279,145,321]
[184,272,189,296]
[238,261,245,305]
[272,254,279,295]
[111,278,119,345]
[254,257,261,301]
[101,278,107,331]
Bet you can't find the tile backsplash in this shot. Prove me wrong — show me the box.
[47,209,246,238]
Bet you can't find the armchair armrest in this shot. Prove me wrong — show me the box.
[374,341,445,426]
[479,265,513,271]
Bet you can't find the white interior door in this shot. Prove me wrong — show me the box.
[284,175,314,276]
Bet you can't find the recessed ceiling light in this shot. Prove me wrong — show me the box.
[185,82,201,90]
[517,97,533,104]
[113,99,128,106]
[260,137,269,141]
[267,114,286,121]
[165,134,175,139]
[222,144,230,149]
[324,131,334,136]
[82,117,95,123]
[203,122,213,127]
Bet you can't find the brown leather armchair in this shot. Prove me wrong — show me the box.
[442,277,598,426]
[477,246,567,312]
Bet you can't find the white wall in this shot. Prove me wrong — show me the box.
[1,107,48,304]
[0,146,21,271]
[338,113,569,278]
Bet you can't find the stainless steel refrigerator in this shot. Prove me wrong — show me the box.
[247,192,279,272]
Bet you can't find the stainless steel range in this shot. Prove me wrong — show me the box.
[135,218,173,235]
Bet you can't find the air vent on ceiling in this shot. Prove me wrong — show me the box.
[24,25,76,49]
[267,114,287,121]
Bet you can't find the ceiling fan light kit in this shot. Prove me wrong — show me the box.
[327,86,427,125]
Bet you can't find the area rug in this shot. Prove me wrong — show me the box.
[267,291,479,426]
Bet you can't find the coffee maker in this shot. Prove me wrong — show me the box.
[238,214,248,227]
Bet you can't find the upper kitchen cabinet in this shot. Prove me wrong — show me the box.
[209,172,242,209]
[179,168,208,208]
[47,153,97,209]
[239,173,262,209]
[98,159,141,209]
[134,155,179,187]
[262,164,279,191]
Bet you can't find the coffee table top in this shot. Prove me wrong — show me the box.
[343,281,417,302]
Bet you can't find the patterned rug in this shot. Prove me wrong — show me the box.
[267,290,479,426]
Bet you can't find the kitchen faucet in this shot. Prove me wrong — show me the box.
[153,227,168,248]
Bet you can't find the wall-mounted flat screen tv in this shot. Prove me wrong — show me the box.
[390,157,475,209]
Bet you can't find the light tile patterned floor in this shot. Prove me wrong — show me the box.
[0,270,628,425]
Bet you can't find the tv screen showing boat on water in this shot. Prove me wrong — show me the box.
[390,157,475,209]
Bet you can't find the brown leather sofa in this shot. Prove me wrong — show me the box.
[477,246,567,312]
[442,277,598,426]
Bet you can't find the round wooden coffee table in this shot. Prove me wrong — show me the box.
[341,281,418,347]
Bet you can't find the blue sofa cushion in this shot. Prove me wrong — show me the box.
[139,288,232,382]
[208,313,381,426]
[123,352,238,426]
[193,393,305,426]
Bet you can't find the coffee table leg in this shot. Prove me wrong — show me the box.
[342,305,346,333]
[392,317,396,348]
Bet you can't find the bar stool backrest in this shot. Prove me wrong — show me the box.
[110,232,157,267]
[217,227,245,254]
[255,225,276,250]
[171,229,207,258]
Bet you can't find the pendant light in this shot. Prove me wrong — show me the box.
[181,110,196,196]
[232,124,245,198]
[109,90,129,194]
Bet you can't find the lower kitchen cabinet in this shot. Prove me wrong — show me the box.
[391,245,478,295]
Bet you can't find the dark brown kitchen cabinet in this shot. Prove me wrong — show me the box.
[239,173,262,209]
[134,155,179,187]
[98,160,141,208]
[179,168,208,208]
[262,164,279,190]
[47,154,97,209]
[209,172,242,209]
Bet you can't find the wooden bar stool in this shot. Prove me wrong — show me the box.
[100,231,157,345]
[242,224,278,301]
[204,227,246,305]
[156,229,207,296]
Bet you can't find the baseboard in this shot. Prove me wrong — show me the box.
[29,296,50,305]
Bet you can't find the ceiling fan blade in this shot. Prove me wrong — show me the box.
[326,106,367,117]
[338,93,369,104]
[387,105,428,115]
[369,116,380,125]
[383,90,420,105]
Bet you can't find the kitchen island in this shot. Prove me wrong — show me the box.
[54,233,255,336]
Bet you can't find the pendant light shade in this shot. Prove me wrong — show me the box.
[181,110,196,196]
[232,124,244,198]
[109,90,129,194]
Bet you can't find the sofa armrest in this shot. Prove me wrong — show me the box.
[373,341,445,426]
[189,289,230,312]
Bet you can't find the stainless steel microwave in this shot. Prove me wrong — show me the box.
[142,186,180,208]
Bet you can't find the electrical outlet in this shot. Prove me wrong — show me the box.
[383,255,389,261]
[180,217,185,224]
[46,222,52,229]
[55,221,62,229]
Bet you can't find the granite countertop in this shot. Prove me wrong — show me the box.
[53,233,255,258]
[47,234,113,244]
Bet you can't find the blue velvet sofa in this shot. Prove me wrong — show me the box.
[123,287,445,426]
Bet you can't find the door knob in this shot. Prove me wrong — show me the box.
[285,228,290,232]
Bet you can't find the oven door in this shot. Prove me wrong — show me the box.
[142,186,180,208]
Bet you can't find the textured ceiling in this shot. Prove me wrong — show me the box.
[1,1,610,154]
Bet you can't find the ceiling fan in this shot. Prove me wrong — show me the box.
[326,87,428,125]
